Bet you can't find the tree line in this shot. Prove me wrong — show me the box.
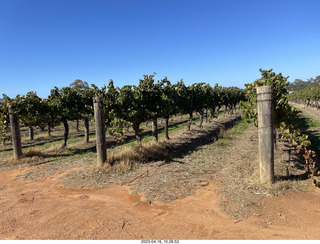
[0,74,245,147]
[287,75,320,92]
[288,75,320,108]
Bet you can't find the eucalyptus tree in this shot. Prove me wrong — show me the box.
[70,79,90,131]
[69,79,89,92]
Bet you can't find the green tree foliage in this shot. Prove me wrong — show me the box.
[41,98,61,137]
[289,82,320,108]
[0,95,10,145]
[157,77,179,140]
[227,87,245,114]
[1,74,246,149]
[18,92,47,140]
[48,86,84,148]
[176,80,195,131]
[207,84,223,119]
[104,80,129,142]
[116,85,147,145]
[80,87,96,143]
[287,76,320,92]
[191,82,207,128]
[69,79,90,131]
[69,79,89,92]
[241,68,310,148]
[0,95,25,145]
[137,73,161,141]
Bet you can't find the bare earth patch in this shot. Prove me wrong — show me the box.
[0,113,320,239]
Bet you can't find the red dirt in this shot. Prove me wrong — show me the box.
[1,166,320,240]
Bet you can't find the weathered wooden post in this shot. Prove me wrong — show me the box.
[9,111,22,160]
[257,86,274,184]
[152,119,158,142]
[29,127,34,141]
[84,117,90,143]
[93,97,107,166]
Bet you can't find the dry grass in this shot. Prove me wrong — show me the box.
[0,144,65,169]
[23,144,63,158]
[212,124,309,218]
[2,148,46,165]
[93,141,170,174]
[2,154,42,166]
[44,144,64,154]
[2,113,312,220]
[23,148,44,157]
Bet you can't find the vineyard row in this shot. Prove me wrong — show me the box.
[0,74,245,147]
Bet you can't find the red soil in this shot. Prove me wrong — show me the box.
[1,166,320,240]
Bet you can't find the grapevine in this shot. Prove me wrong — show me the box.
[241,69,317,177]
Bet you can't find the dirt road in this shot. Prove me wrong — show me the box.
[1,110,320,240]
[0,165,320,240]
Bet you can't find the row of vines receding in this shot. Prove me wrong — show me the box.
[0,75,245,148]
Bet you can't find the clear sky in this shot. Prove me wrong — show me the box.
[1,0,319,98]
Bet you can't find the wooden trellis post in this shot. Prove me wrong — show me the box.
[93,97,107,166]
[9,112,22,160]
[152,119,158,142]
[257,85,274,184]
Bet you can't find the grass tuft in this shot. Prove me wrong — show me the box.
[23,149,44,157]
[94,141,170,174]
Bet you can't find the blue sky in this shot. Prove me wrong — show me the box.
[1,0,319,98]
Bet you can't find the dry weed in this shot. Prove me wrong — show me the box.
[100,159,137,174]
[45,145,63,154]
[92,141,170,174]
[23,149,44,157]
[0,145,65,169]
[3,155,42,166]
[215,125,309,218]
